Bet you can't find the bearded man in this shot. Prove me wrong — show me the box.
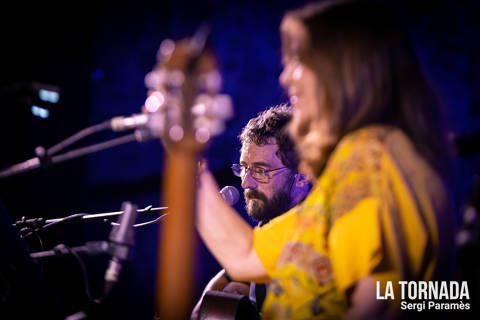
[191,105,310,319]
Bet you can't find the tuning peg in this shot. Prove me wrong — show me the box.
[198,70,222,93]
[144,91,166,113]
[157,39,175,62]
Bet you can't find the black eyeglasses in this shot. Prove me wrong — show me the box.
[231,164,288,183]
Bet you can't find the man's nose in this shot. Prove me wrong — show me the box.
[241,169,257,189]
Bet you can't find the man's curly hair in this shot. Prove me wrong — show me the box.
[239,104,299,171]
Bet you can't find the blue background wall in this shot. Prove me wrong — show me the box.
[0,0,479,318]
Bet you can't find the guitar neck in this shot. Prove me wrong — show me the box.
[156,149,199,319]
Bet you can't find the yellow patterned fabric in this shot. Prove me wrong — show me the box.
[253,125,455,319]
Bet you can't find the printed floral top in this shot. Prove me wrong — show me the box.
[253,125,455,319]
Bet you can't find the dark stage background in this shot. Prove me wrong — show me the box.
[0,0,479,319]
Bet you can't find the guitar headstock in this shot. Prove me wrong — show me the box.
[143,26,233,153]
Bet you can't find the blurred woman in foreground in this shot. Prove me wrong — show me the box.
[196,1,456,318]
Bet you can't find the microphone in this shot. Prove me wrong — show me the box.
[110,113,149,132]
[220,186,240,206]
[103,201,138,298]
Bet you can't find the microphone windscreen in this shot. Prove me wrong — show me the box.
[219,186,240,206]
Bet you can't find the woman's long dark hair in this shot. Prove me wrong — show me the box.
[284,0,454,180]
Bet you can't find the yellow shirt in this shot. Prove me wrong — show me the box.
[253,125,455,319]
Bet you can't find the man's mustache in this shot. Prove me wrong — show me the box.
[244,189,268,202]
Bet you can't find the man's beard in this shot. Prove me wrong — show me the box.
[244,185,292,223]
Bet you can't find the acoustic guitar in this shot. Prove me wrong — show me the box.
[143,26,233,320]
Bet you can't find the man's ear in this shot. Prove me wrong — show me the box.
[294,173,309,187]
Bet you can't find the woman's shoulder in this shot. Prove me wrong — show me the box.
[331,125,418,163]
[339,125,401,148]
[326,125,395,169]
[326,124,444,194]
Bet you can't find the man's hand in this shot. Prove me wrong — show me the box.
[190,269,231,320]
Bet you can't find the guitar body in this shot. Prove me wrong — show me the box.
[198,291,260,320]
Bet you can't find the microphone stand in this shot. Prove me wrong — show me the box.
[30,241,111,260]
[0,124,153,180]
[27,203,165,264]
[15,205,167,239]
[0,115,162,319]
[0,130,150,180]
[29,202,142,320]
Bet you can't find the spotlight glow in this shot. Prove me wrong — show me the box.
[31,105,50,119]
[38,89,60,103]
